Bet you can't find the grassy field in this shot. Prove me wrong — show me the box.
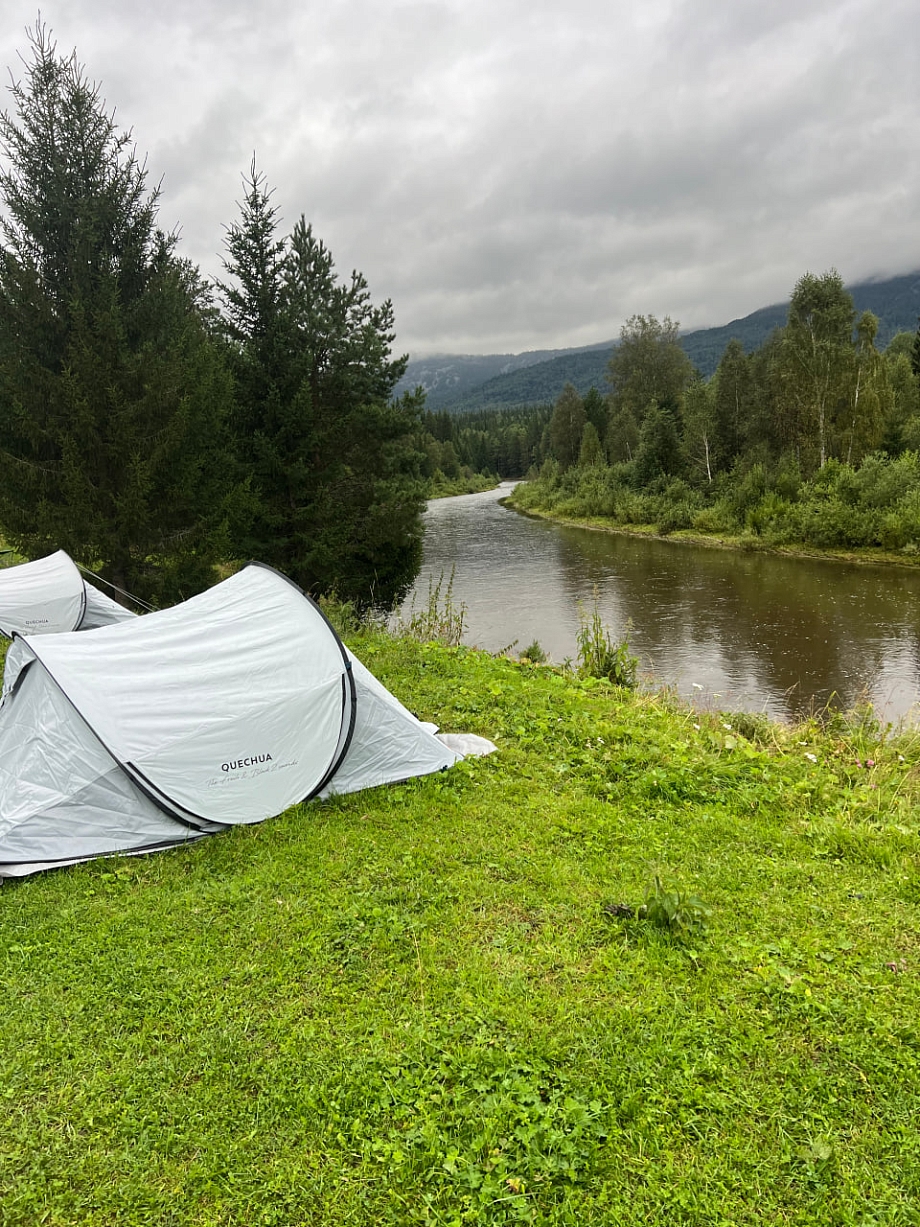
[1,629,920,1224]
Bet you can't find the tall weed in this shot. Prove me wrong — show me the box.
[396,569,467,646]
[576,592,638,687]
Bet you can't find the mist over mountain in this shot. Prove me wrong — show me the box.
[398,273,920,414]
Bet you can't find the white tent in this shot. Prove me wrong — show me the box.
[0,562,486,876]
[0,550,137,637]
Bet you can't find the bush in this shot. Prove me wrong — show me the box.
[655,502,694,535]
[691,501,740,535]
[727,463,768,519]
[746,492,791,537]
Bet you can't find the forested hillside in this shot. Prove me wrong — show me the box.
[396,343,611,410]
[507,272,920,560]
[402,273,920,414]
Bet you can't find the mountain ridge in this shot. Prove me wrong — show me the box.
[398,272,920,413]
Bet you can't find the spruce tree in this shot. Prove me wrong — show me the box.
[0,27,234,602]
[221,166,426,610]
[577,421,604,467]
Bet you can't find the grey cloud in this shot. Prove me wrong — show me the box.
[0,0,917,354]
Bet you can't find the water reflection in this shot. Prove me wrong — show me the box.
[404,484,920,722]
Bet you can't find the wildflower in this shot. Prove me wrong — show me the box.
[804,752,817,763]
[722,722,732,731]
[693,723,701,731]
[855,760,863,768]
[866,758,875,768]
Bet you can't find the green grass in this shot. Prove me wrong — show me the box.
[429,473,500,499]
[2,630,920,1224]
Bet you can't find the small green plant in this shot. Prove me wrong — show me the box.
[521,639,547,664]
[639,874,711,937]
[575,591,637,687]
[395,568,467,646]
[317,592,361,636]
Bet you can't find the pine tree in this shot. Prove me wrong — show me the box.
[221,165,426,609]
[582,386,608,442]
[911,315,920,383]
[635,402,683,485]
[606,405,639,463]
[0,26,234,602]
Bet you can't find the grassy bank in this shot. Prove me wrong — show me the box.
[429,473,500,499]
[510,452,920,570]
[508,498,920,569]
[2,630,920,1224]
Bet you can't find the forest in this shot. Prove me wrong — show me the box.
[5,26,920,618]
[440,273,920,557]
[0,28,428,611]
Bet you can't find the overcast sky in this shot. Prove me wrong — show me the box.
[0,0,917,356]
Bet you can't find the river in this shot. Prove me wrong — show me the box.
[402,483,920,723]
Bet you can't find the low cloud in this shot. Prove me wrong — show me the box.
[1,0,917,354]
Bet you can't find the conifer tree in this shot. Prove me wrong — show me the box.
[577,421,604,468]
[635,402,683,484]
[221,166,426,609]
[712,338,751,469]
[0,26,234,602]
[582,386,608,442]
[606,405,639,463]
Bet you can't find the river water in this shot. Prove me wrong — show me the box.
[402,483,920,723]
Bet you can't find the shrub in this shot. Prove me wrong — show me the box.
[691,501,739,535]
[746,492,791,537]
[727,463,768,519]
[655,502,694,535]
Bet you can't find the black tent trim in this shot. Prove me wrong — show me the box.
[242,562,359,803]
[12,563,358,829]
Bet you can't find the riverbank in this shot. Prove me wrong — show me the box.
[429,473,500,499]
[2,627,920,1223]
[506,490,920,570]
